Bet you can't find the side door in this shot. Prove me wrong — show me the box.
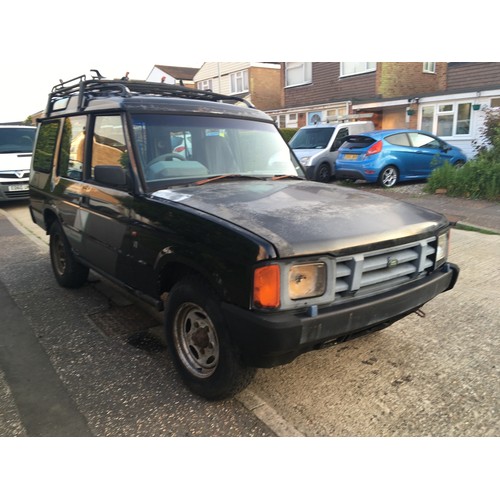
[79,114,135,285]
[407,132,446,176]
[54,115,88,256]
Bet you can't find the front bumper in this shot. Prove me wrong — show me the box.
[223,263,459,368]
[0,182,30,201]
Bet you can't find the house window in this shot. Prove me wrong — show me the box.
[197,80,212,91]
[421,106,434,133]
[423,62,436,73]
[491,97,500,108]
[456,103,471,135]
[437,104,454,136]
[285,62,312,87]
[420,102,472,137]
[230,70,249,94]
[326,107,348,122]
[340,62,376,77]
[286,113,298,127]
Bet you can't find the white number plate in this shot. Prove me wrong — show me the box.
[8,184,29,192]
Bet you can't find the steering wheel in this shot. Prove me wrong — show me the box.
[146,152,186,167]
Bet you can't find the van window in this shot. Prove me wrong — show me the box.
[289,127,336,149]
[332,127,349,150]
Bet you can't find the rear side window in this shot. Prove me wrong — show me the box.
[340,135,376,150]
[33,121,60,173]
[58,115,87,180]
[385,133,410,146]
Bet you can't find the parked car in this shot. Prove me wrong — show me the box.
[289,121,374,183]
[29,73,459,399]
[335,129,467,188]
[0,125,36,201]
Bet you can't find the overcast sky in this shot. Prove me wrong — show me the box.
[3,1,492,124]
[2,1,493,123]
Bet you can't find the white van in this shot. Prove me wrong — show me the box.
[0,125,36,201]
[289,121,374,182]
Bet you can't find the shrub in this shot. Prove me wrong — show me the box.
[279,128,299,143]
[426,159,500,201]
[426,106,500,201]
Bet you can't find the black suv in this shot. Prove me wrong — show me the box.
[29,71,459,399]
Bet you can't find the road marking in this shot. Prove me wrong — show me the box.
[236,388,304,437]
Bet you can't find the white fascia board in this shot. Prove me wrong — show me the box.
[352,99,409,110]
[249,62,281,69]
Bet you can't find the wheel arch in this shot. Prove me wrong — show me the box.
[156,256,229,308]
[43,207,59,234]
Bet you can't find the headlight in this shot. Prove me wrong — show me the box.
[300,156,311,166]
[288,263,326,300]
[436,231,449,268]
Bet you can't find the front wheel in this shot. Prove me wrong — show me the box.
[164,276,256,400]
[316,163,331,183]
[378,166,399,188]
[49,222,89,288]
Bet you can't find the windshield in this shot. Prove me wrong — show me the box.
[131,114,303,189]
[289,127,336,149]
[0,127,36,154]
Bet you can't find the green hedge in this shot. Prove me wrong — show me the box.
[279,128,299,143]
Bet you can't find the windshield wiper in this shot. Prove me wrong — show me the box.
[194,174,266,185]
[271,175,303,180]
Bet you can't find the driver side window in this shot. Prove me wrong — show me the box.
[91,115,128,179]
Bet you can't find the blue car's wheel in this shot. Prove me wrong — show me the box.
[378,166,398,188]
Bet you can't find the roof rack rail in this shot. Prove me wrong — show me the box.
[45,70,255,116]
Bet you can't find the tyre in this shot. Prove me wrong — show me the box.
[49,222,89,288]
[316,163,331,183]
[454,160,465,169]
[378,166,398,188]
[164,275,256,400]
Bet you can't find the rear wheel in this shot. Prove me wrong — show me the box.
[378,166,398,188]
[49,222,89,288]
[454,160,465,169]
[165,275,256,400]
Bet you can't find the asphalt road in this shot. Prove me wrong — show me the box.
[1,200,499,439]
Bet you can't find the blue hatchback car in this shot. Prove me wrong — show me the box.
[336,129,467,187]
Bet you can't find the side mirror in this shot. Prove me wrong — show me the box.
[94,165,128,187]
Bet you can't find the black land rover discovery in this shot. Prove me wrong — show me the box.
[29,71,459,399]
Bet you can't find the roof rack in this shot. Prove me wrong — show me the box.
[45,70,254,116]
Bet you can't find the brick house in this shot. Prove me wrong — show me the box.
[268,62,500,158]
[193,62,281,111]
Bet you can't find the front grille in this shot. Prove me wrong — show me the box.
[0,171,30,180]
[4,190,29,199]
[335,237,436,300]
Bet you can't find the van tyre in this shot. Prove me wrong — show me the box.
[316,163,331,183]
[165,275,256,400]
[378,166,398,188]
[49,222,89,288]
